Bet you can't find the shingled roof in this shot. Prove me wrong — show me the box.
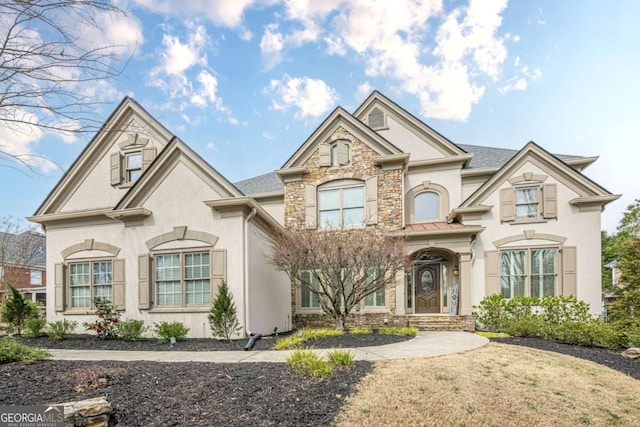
[234,144,585,196]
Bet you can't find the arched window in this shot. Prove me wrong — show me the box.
[415,192,439,221]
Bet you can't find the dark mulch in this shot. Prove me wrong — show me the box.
[0,360,372,426]
[14,331,412,351]
[490,337,640,380]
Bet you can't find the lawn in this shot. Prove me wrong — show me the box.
[335,342,640,427]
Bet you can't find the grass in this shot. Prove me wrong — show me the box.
[287,349,333,378]
[377,326,418,336]
[0,337,51,364]
[335,343,640,426]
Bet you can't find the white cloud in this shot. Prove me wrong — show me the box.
[262,132,277,140]
[132,0,258,28]
[498,65,541,94]
[267,75,338,119]
[356,81,373,101]
[206,142,218,151]
[324,36,347,55]
[240,29,253,41]
[260,24,285,70]
[498,77,527,94]
[0,109,56,172]
[514,56,520,66]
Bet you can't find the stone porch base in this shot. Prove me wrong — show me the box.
[293,313,475,332]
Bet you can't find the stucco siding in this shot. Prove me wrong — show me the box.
[377,116,447,161]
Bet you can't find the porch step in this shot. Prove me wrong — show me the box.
[407,316,474,332]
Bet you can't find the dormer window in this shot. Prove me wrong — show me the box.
[319,140,350,167]
[110,133,157,187]
[368,108,385,129]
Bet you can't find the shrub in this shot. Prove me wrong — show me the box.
[83,297,120,339]
[274,328,343,350]
[153,321,189,343]
[115,319,147,341]
[47,320,77,340]
[0,337,51,364]
[208,281,242,341]
[287,350,333,378]
[554,320,626,349]
[326,349,354,367]
[0,286,38,335]
[473,294,508,331]
[274,335,305,350]
[24,317,47,338]
[378,326,418,337]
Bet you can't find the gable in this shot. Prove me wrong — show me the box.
[281,107,402,169]
[34,98,173,216]
[460,142,619,210]
[354,91,467,162]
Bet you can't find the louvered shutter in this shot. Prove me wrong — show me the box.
[365,176,378,225]
[485,251,500,296]
[141,147,157,172]
[54,263,66,312]
[138,255,152,309]
[542,184,557,219]
[305,184,317,228]
[500,188,515,221]
[112,259,125,310]
[210,250,226,299]
[562,246,577,297]
[110,153,122,185]
[337,141,349,165]
[318,144,331,166]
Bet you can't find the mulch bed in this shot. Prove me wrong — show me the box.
[490,336,640,380]
[14,332,412,351]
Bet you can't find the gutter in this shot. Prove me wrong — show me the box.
[242,208,257,337]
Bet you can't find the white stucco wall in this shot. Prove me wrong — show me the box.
[466,161,603,315]
[377,116,447,161]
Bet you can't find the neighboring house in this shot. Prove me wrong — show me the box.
[0,231,47,306]
[29,91,620,337]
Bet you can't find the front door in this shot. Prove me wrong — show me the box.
[415,264,440,313]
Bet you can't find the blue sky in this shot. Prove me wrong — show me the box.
[1,0,638,232]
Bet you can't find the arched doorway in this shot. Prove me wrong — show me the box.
[407,251,453,314]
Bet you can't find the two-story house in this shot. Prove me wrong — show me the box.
[29,91,619,337]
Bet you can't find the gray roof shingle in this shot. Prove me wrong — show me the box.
[234,144,585,196]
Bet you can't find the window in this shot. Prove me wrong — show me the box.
[364,269,385,307]
[319,140,349,167]
[515,187,539,219]
[318,184,364,229]
[300,270,320,309]
[155,251,210,307]
[125,152,142,183]
[69,260,113,308]
[500,248,557,298]
[30,270,42,287]
[415,192,439,221]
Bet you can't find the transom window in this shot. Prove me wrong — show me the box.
[500,248,557,298]
[515,187,539,219]
[414,192,439,221]
[318,182,364,229]
[69,260,113,308]
[155,251,210,307]
[125,152,142,183]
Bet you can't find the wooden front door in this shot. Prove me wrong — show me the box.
[415,264,440,313]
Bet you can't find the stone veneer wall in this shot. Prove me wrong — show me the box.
[293,313,476,332]
[284,127,404,324]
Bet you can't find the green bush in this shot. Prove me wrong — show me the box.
[83,298,120,339]
[287,349,333,378]
[348,327,371,335]
[0,337,51,364]
[0,286,39,335]
[274,328,344,350]
[473,294,507,331]
[24,317,47,338]
[378,326,418,336]
[326,349,354,367]
[153,321,189,343]
[115,319,147,341]
[47,320,77,340]
[208,280,242,341]
[273,335,305,350]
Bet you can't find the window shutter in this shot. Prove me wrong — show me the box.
[337,141,349,165]
[318,143,331,166]
[141,147,157,172]
[562,246,577,297]
[112,259,125,310]
[542,184,557,219]
[210,250,226,299]
[110,152,122,185]
[305,184,317,228]
[485,251,500,296]
[500,188,515,221]
[138,255,152,310]
[54,263,66,312]
[365,176,378,225]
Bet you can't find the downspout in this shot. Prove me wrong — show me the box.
[243,207,257,337]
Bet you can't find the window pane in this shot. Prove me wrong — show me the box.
[157,280,181,305]
[128,169,142,182]
[515,188,538,204]
[343,207,364,227]
[185,252,209,279]
[156,254,180,280]
[127,153,142,169]
[516,204,538,218]
[415,192,439,221]
[342,187,364,208]
[319,210,340,229]
[301,271,319,308]
[186,279,210,305]
[71,286,91,308]
[70,263,90,286]
[93,261,113,285]
[501,251,525,276]
[319,190,340,210]
[95,285,112,302]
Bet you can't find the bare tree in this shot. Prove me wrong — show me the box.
[267,228,407,330]
[0,1,134,170]
[0,217,45,302]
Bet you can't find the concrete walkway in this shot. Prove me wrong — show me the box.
[48,331,488,363]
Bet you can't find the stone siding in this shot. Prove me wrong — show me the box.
[293,313,476,332]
